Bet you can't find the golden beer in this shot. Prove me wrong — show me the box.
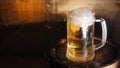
[66,21,95,63]
[66,7,107,64]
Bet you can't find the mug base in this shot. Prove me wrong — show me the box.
[50,37,119,68]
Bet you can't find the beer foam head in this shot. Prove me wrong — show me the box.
[68,7,95,27]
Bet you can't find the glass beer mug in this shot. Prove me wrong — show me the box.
[66,7,107,63]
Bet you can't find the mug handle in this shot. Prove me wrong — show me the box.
[95,18,107,50]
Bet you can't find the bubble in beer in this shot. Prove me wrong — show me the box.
[69,7,95,27]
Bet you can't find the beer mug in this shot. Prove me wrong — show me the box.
[66,7,107,63]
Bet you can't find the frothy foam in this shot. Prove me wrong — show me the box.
[69,7,95,27]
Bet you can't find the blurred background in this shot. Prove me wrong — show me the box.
[0,0,120,68]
